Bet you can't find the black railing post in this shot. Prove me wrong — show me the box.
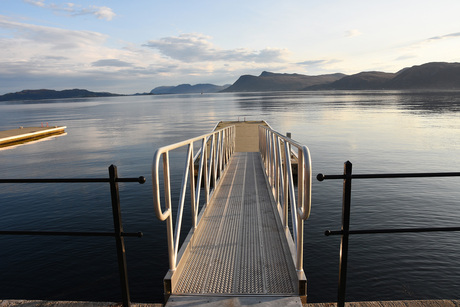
[108,165,131,307]
[338,161,352,307]
[318,167,460,304]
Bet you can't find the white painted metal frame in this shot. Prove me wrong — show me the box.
[258,125,312,273]
[152,125,235,272]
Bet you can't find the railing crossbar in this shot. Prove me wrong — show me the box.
[326,227,460,236]
[318,161,460,307]
[0,230,143,237]
[317,172,460,181]
[0,177,145,183]
[0,165,144,307]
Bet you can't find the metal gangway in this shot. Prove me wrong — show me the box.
[152,121,312,306]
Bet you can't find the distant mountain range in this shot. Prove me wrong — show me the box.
[222,71,346,92]
[2,62,460,102]
[0,89,122,101]
[150,83,230,94]
[224,62,460,92]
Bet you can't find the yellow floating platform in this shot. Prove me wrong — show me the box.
[0,126,66,148]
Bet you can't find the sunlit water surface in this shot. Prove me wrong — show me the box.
[1,91,460,303]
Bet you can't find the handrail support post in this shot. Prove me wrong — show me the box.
[109,165,131,307]
[337,161,352,307]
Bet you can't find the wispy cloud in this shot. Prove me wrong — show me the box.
[0,16,106,50]
[395,54,417,61]
[24,0,45,7]
[72,6,116,21]
[92,59,134,67]
[23,0,116,21]
[426,32,460,42]
[297,59,342,67]
[345,29,362,38]
[144,33,288,63]
[405,31,460,50]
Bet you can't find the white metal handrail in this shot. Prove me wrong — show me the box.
[258,125,312,273]
[152,125,235,272]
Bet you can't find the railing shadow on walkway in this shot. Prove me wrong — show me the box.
[0,165,145,307]
[317,161,460,307]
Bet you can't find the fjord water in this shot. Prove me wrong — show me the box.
[0,91,459,303]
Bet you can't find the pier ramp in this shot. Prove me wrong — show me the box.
[152,121,311,306]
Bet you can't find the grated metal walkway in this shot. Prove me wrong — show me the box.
[174,152,298,295]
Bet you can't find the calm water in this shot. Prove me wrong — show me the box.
[1,91,460,303]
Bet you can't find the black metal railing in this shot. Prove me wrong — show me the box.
[317,161,460,307]
[0,165,145,307]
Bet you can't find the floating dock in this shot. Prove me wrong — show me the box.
[0,126,66,148]
[214,120,270,152]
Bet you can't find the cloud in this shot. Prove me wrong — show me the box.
[144,33,288,63]
[0,18,294,94]
[297,59,342,66]
[24,0,45,7]
[426,32,460,42]
[42,55,68,60]
[0,16,106,50]
[345,29,362,38]
[0,17,205,94]
[73,6,116,21]
[92,59,134,67]
[395,54,417,61]
[405,31,460,50]
[22,0,116,21]
[297,60,328,66]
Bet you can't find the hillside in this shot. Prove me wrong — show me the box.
[0,89,122,101]
[305,71,396,90]
[386,62,460,89]
[150,83,230,94]
[222,62,460,92]
[222,71,346,92]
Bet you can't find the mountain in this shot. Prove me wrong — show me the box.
[222,71,346,92]
[305,71,396,90]
[150,83,230,94]
[305,62,460,90]
[222,62,460,92]
[0,89,122,101]
[386,62,460,89]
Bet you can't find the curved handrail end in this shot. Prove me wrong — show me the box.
[152,149,171,221]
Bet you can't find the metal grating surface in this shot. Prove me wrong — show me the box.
[175,152,297,295]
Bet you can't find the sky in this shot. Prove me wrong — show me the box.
[1,0,460,95]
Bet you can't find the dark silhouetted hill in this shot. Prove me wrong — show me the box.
[305,71,396,90]
[222,62,460,92]
[386,62,460,89]
[305,62,460,90]
[150,83,230,94]
[222,71,346,92]
[0,89,122,101]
